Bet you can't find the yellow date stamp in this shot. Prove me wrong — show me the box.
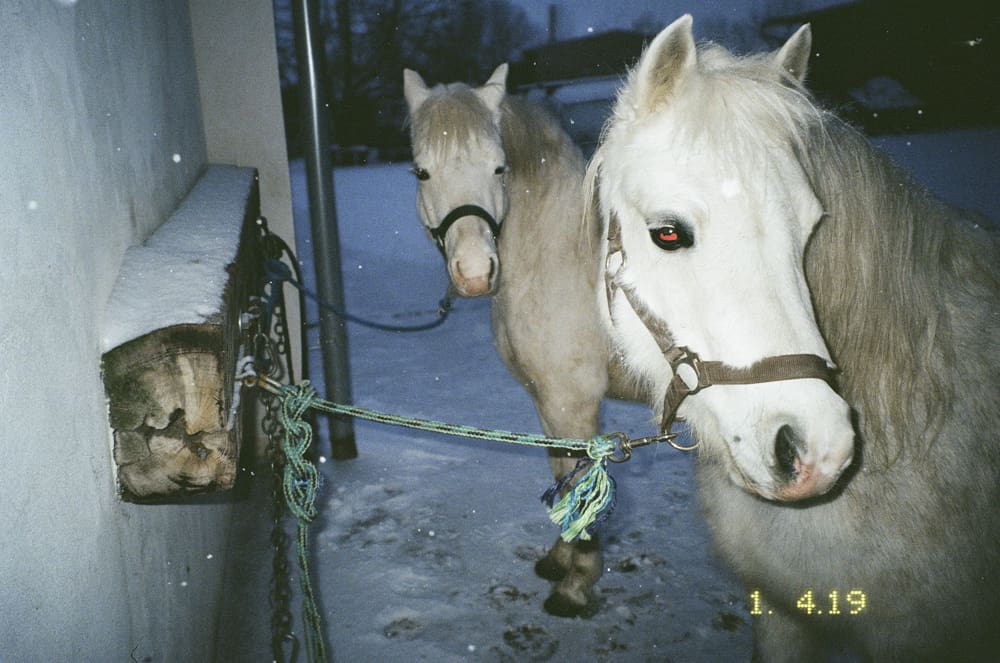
[749,589,867,616]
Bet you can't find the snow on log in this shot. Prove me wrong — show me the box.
[101,165,261,502]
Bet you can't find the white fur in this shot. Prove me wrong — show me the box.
[404,63,634,616]
[592,16,1000,660]
[404,65,510,296]
[595,15,854,500]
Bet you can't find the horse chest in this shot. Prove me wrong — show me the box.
[696,460,860,595]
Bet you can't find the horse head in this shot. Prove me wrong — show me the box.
[594,16,855,501]
[403,64,511,296]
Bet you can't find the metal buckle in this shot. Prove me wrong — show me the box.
[671,346,705,394]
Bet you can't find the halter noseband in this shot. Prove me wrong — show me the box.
[658,346,836,443]
[429,204,502,255]
[605,211,837,451]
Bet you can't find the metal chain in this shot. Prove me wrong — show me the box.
[247,265,301,663]
[264,274,300,662]
[261,387,300,663]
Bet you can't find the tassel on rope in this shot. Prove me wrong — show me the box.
[541,437,618,542]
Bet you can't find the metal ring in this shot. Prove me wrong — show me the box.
[667,436,699,451]
[604,433,633,463]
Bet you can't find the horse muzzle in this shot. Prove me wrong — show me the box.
[766,420,855,501]
[448,251,499,297]
[432,204,503,297]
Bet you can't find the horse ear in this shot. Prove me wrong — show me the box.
[477,62,508,113]
[403,68,431,113]
[773,24,812,85]
[632,14,696,115]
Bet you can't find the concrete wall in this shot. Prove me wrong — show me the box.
[0,1,290,660]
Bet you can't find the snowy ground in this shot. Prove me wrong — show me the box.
[280,127,997,662]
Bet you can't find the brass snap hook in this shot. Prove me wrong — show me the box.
[606,431,691,462]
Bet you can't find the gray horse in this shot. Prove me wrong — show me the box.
[592,15,1000,661]
[403,64,640,616]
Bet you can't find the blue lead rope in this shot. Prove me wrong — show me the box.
[266,258,454,333]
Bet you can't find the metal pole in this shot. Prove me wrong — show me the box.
[291,0,357,459]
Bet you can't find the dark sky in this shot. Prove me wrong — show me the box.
[511,0,853,41]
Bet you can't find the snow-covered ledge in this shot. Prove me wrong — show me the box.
[101,165,260,502]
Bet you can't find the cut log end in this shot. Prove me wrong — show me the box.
[100,166,261,502]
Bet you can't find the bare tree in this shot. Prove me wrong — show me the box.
[274,0,540,153]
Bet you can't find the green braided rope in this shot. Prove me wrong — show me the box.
[269,381,620,659]
[277,384,327,663]
[269,378,617,661]
[291,385,596,451]
[277,381,618,542]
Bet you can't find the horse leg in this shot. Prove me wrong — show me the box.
[532,393,604,618]
[533,448,600,584]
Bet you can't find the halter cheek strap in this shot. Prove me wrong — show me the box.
[604,211,838,450]
[429,204,502,255]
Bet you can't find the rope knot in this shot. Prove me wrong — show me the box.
[585,435,618,462]
[278,381,321,524]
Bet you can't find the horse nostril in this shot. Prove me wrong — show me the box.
[775,424,802,479]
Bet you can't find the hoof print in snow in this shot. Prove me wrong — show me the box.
[487,583,535,608]
[383,616,424,640]
[595,633,630,656]
[712,610,745,632]
[502,624,558,661]
[616,556,639,573]
[513,544,546,563]
[625,530,644,543]
[402,528,463,571]
[614,553,668,573]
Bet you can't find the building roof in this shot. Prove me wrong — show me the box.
[510,30,650,90]
[764,0,999,132]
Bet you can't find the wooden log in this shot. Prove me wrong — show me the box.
[101,166,261,502]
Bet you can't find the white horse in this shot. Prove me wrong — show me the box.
[593,15,1000,661]
[403,64,641,616]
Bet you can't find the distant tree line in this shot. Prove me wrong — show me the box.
[274,0,541,159]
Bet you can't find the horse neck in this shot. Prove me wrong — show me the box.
[498,97,585,208]
[495,97,590,255]
[803,118,999,463]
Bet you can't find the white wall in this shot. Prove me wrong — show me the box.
[189,0,302,374]
[0,1,288,660]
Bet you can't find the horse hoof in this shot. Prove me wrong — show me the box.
[534,556,568,582]
[543,591,598,619]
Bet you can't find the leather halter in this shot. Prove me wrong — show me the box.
[429,204,502,256]
[605,211,837,450]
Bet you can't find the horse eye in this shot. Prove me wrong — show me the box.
[494,165,508,176]
[411,166,430,181]
[649,221,694,251]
